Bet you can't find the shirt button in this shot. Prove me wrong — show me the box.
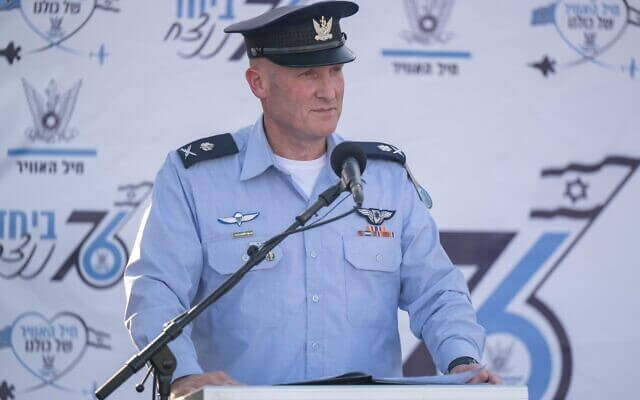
[312,294,320,303]
[376,254,383,262]
[311,342,320,351]
[310,250,318,259]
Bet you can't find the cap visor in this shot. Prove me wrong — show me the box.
[265,45,355,67]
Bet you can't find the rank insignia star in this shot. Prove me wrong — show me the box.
[218,211,260,226]
[377,144,405,157]
[180,144,197,159]
[358,225,394,238]
[357,208,395,225]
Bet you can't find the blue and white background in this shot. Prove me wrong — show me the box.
[1,1,638,399]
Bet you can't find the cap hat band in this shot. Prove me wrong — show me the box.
[250,33,346,57]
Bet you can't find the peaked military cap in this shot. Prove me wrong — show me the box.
[224,1,358,67]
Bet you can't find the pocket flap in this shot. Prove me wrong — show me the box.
[206,237,283,275]
[343,236,401,272]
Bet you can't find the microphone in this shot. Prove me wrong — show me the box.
[330,142,367,206]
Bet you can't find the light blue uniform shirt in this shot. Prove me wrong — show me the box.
[124,117,484,384]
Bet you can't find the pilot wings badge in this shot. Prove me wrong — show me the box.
[218,211,260,227]
[313,16,333,41]
[357,208,395,225]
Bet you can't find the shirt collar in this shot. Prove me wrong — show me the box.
[240,117,276,181]
[240,116,342,181]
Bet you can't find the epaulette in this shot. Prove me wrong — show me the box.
[353,141,433,209]
[176,133,239,169]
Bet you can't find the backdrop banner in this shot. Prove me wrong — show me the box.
[1,1,638,399]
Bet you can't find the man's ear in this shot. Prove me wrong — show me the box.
[246,65,268,99]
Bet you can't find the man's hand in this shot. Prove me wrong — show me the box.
[170,371,241,399]
[450,364,502,384]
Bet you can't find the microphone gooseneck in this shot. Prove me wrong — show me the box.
[330,142,367,206]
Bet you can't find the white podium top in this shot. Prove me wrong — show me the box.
[182,385,528,400]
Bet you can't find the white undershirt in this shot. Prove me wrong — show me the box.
[274,153,327,198]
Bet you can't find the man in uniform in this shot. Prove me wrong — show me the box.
[123,1,499,397]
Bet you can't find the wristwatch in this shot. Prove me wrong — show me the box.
[447,356,478,374]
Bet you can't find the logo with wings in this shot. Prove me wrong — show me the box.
[22,78,82,143]
[313,16,333,41]
[529,0,640,78]
[0,0,120,66]
[217,211,260,227]
[356,208,395,225]
[402,0,455,45]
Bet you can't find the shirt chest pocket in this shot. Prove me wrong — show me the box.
[205,237,284,328]
[343,236,402,328]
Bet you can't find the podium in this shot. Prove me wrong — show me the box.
[180,385,528,400]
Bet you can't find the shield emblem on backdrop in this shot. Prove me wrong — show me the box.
[553,0,629,59]
[20,0,96,45]
[9,312,89,383]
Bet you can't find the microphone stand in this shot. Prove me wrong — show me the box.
[95,182,346,400]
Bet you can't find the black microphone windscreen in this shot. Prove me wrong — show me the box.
[330,142,367,177]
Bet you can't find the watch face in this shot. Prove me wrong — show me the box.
[448,356,479,373]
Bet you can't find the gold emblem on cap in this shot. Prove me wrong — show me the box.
[313,16,333,41]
